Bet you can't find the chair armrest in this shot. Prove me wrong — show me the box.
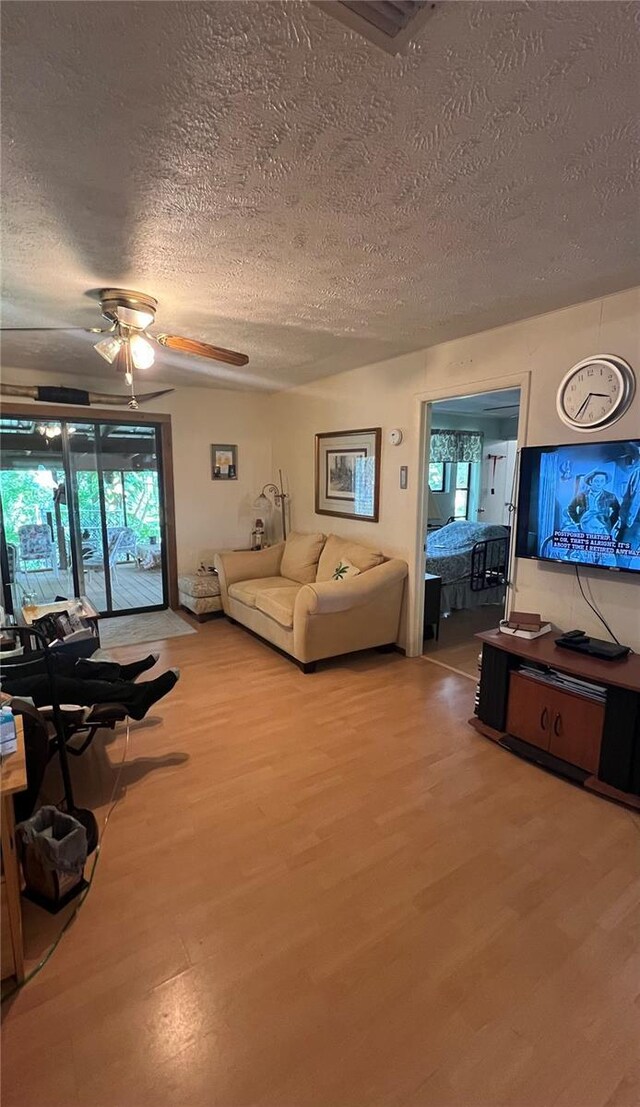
[85,703,129,724]
[38,703,87,721]
[215,544,285,588]
[295,559,408,616]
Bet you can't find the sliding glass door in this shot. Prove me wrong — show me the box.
[0,415,168,617]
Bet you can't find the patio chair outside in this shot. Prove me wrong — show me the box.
[18,524,58,575]
[82,526,136,585]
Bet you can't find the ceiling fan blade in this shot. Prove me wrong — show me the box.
[0,381,174,407]
[156,334,249,367]
[0,326,91,332]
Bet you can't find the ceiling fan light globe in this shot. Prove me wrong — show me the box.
[94,334,123,364]
[129,334,155,369]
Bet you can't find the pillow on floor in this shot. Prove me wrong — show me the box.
[280,531,326,584]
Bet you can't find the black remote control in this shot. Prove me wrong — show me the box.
[563,629,588,640]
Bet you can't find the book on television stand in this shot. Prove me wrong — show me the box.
[499,611,551,640]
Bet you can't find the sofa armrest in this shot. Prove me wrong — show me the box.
[215,543,285,595]
[295,558,408,616]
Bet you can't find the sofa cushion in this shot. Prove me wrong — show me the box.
[316,535,384,582]
[228,576,299,608]
[280,531,326,584]
[254,587,300,629]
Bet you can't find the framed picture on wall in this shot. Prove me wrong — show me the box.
[315,428,381,521]
[211,444,238,480]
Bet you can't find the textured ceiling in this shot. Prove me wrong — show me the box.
[1,0,639,391]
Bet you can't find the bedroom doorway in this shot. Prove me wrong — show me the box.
[421,387,522,677]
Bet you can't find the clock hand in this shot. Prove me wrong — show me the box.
[574,393,594,419]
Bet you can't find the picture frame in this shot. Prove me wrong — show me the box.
[315,428,381,521]
[211,443,238,480]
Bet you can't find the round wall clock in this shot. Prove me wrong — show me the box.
[556,354,635,432]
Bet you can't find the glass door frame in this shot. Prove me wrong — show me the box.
[0,402,178,618]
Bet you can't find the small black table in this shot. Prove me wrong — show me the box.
[424,573,442,641]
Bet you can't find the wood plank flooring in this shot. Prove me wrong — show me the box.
[2,620,639,1107]
[423,605,502,679]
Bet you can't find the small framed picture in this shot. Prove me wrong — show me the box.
[211,444,238,480]
[315,428,381,521]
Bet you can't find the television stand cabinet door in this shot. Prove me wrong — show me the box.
[505,672,552,752]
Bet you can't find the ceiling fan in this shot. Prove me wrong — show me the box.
[2,288,249,408]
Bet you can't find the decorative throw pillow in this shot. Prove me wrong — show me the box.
[317,534,384,581]
[332,558,361,581]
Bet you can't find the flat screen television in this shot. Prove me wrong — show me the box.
[515,439,640,574]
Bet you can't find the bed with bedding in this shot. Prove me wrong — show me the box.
[425,520,510,613]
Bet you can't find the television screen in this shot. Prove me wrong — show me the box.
[515,439,640,574]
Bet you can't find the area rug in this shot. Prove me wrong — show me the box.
[98,609,197,650]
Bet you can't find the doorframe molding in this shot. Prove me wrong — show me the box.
[0,402,179,611]
[408,371,531,658]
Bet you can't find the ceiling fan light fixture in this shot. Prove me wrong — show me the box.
[117,305,156,329]
[94,334,124,364]
[37,422,63,439]
[129,333,155,370]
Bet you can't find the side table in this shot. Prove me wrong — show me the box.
[1,715,27,983]
[424,573,442,641]
[20,596,101,647]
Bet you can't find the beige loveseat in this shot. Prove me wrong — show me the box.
[215,533,407,672]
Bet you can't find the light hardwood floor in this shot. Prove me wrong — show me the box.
[2,621,639,1107]
[423,605,503,679]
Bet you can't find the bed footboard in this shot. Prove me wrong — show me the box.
[470,535,510,592]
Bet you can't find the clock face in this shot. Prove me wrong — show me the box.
[556,355,635,432]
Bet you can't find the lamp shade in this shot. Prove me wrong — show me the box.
[129,334,155,369]
[94,334,124,364]
[253,492,271,514]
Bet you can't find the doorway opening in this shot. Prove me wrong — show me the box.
[0,414,171,618]
[421,387,521,677]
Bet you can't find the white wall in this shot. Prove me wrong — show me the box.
[271,287,640,653]
[0,367,273,573]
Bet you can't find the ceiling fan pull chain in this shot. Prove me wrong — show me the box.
[122,331,139,409]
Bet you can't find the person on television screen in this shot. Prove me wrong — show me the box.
[612,444,640,568]
[567,471,619,536]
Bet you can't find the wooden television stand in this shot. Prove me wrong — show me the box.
[471,629,640,810]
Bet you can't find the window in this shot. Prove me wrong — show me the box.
[454,462,471,519]
[428,462,445,492]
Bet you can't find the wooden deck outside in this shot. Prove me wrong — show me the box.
[11,560,164,614]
